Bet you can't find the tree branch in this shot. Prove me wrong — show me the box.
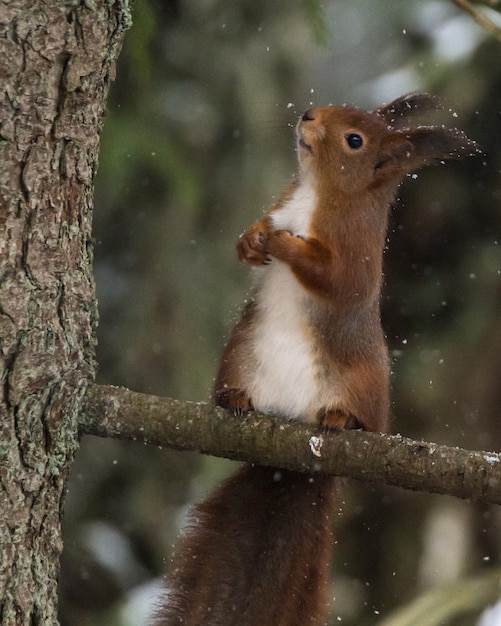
[79,383,501,505]
[451,0,501,42]
[467,0,501,12]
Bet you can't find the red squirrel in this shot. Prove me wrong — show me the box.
[154,93,476,626]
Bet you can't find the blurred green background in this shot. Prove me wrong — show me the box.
[59,1,501,624]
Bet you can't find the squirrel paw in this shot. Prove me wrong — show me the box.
[318,409,363,431]
[214,387,254,416]
[237,228,270,266]
[266,229,304,262]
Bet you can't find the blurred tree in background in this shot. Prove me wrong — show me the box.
[59,1,501,624]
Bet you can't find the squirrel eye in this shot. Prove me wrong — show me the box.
[345,133,364,150]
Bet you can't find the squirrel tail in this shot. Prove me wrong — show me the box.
[153,464,336,626]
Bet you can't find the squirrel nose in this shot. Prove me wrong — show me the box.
[302,109,315,122]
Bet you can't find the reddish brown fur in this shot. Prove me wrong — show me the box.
[215,95,475,431]
[154,466,335,626]
[155,94,476,625]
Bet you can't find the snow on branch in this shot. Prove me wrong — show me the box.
[80,383,501,505]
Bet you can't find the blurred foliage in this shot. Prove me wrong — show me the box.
[60,0,501,624]
[379,567,501,626]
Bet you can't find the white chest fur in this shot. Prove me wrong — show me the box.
[248,179,327,422]
[271,177,317,236]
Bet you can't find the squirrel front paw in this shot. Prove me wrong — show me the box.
[237,224,271,266]
[266,229,302,261]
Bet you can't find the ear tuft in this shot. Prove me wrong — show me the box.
[376,93,442,129]
[406,126,480,163]
[373,126,479,182]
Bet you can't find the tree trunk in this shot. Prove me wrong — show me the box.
[0,2,130,623]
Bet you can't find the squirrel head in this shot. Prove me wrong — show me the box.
[296,92,478,195]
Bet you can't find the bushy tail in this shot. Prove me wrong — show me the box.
[153,464,336,626]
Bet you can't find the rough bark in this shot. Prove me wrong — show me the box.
[0,2,130,624]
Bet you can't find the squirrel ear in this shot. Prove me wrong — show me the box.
[374,134,414,175]
[375,93,442,128]
[403,127,479,163]
[374,127,479,179]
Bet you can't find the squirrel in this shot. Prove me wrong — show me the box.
[153,93,476,626]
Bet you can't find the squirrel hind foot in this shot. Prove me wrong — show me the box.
[317,408,363,431]
[214,387,254,416]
